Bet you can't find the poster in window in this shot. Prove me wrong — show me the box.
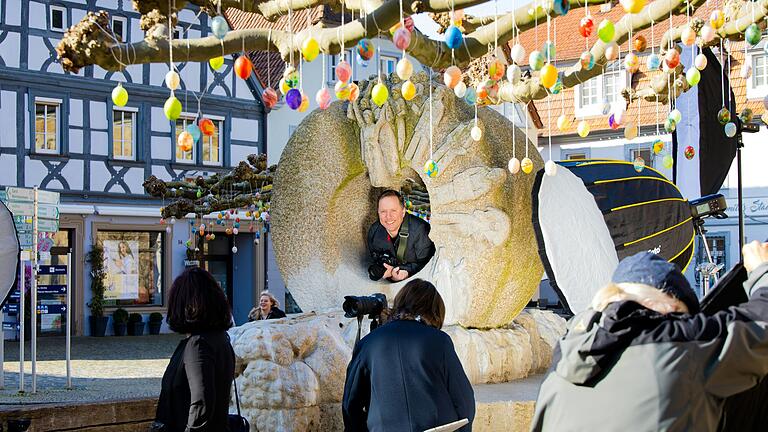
[103,240,140,300]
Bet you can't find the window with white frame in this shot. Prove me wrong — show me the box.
[173,26,182,40]
[328,50,354,85]
[113,109,136,160]
[564,151,588,160]
[576,69,627,116]
[578,78,599,108]
[49,5,66,32]
[175,117,196,163]
[752,53,768,88]
[380,54,398,75]
[35,101,60,154]
[111,16,128,42]
[604,70,624,103]
[201,121,223,166]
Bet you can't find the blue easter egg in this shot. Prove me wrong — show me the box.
[646,53,661,71]
[211,16,229,40]
[186,124,201,142]
[464,87,477,105]
[553,0,570,15]
[445,25,464,49]
[286,89,302,110]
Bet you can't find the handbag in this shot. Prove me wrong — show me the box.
[228,376,250,432]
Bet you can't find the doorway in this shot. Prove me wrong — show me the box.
[202,235,233,305]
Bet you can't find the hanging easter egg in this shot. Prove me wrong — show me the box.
[199,117,215,136]
[165,70,180,90]
[725,122,737,137]
[633,156,645,172]
[521,157,534,174]
[620,0,646,13]
[633,35,647,52]
[580,51,595,71]
[695,53,708,70]
[544,160,558,176]
[553,0,570,16]
[681,26,697,46]
[393,28,411,50]
[507,64,522,84]
[615,108,627,125]
[598,20,615,43]
[297,93,309,113]
[653,140,665,154]
[510,44,526,64]
[424,159,439,178]
[550,77,563,94]
[508,157,521,174]
[454,81,467,98]
[746,24,762,46]
[557,114,571,131]
[527,50,544,71]
[662,154,674,169]
[262,87,278,109]
[283,67,299,88]
[372,82,389,106]
[646,53,661,71]
[356,39,375,61]
[211,16,229,40]
[445,25,464,49]
[334,80,350,100]
[444,66,462,89]
[606,42,620,60]
[279,78,291,95]
[608,114,620,130]
[234,56,253,79]
[301,37,320,62]
[717,107,731,125]
[542,41,556,61]
[701,25,715,43]
[577,120,590,137]
[499,82,515,101]
[464,87,477,105]
[664,49,680,69]
[336,60,352,83]
[285,88,302,110]
[111,83,128,107]
[579,16,594,38]
[401,80,416,100]
[625,53,640,73]
[684,145,695,160]
[315,87,332,109]
[476,80,497,101]
[348,83,360,101]
[624,122,638,140]
[686,67,701,86]
[540,63,558,88]
[471,125,483,141]
[163,96,182,120]
[177,131,193,152]
[669,109,683,124]
[710,10,724,29]
[185,124,201,142]
[664,118,676,132]
[209,56,224,70]
[397,57,413,80]
[489,57,506,81]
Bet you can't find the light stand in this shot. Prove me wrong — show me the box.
[734,120,759,252]
[694,218,724,296]
[690,194,728,296]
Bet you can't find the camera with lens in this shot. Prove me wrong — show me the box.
[368,251,399,280]
[344,293,388,345]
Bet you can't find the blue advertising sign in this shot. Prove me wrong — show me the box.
[38,284,67,295]
[38,265,67,275]
[37,304,66,314]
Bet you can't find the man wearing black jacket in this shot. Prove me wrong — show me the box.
[367,190,435,282]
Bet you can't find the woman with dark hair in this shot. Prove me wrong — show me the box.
[152,267,235,432]
[342,279,475,431]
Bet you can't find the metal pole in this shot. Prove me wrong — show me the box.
[31,186,38,394]
[19,253,25,393]
[736,144,745,253]
[1,308,4,390]
[66,252,71,389]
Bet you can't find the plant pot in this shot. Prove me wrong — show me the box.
[113,322,128,336]
[128,321,145,336]
[89,316,109,337]
[148,321,162,335]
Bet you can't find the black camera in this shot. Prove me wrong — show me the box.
[368,251,399,280]
[343,293,387,319]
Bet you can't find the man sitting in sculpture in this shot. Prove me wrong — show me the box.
[367,190,435,282]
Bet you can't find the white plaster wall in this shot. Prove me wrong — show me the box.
[0,155,17,185]
[91,131,108,155]
[151,107,169,132]
[69,129,84,154]
[726,130,768,189]
[151,136,172,160]
[0,91,17,147]
[60,159,84,190]
[90,101,108,130]
[98,0,119,10]
[0,32,20,68]
[26,36,54,72]
[122,167,146,194]
[180,62,201,93]
[231,118,259,142]
[230,144,252,165]
[5,0,21,26]
[235,74,252,99]
[24,159,48,187]
[90,161,111,192]
[28,2,46,30]
[69,99,84,127]
[151,165,173,181]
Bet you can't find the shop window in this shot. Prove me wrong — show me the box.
[96,230,165,307]
[113,109,136,160]
[35,100,60,154]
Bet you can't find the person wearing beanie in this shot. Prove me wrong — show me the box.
[531,241,768,432]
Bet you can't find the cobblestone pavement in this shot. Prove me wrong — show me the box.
[0,334,183,405]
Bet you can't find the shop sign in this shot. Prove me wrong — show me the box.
[38,284,67,294]
[184,260,200,267]
[37,304,66,314]
[725,197,768,218]
[14,216,60,233]
[38,265,67,275]
[5,202,60,219]
[3,322,20,331]
[5,187,60,205]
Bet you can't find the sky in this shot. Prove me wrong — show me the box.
[412,1,523,40]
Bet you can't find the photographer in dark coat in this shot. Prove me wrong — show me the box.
[342,279,475,431]
[367,190,435,282]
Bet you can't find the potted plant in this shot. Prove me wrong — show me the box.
[127,313,145,336]
[112,308,128,336]
[86,245,109,337]
[148,312,163,335]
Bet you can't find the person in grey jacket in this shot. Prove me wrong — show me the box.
[531,241,768,432]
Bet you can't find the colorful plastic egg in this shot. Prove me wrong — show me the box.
[507,64,522,84]
[401,80,416,100]
[664,118,676,132]
[279,78,291,95]
[746,24,762,46]
[615,108,627,125]
[717,107,731,125]
[164,96,182,120]
[211,16,229,40]
[633,156,645,172]
[285,88,302,110]
[529,50,545,71]
[701,25,715,43]
[198,117,215,136]
[521,157,534,174]
[372,82,389,106]
[301,37,320,62]
[695,53,708,70]
[598,20,615,43]
[625,53,640,73]
[262,87,278,109]
[334,80,350,100]
[633,35,647,52]
[669,109,682,124]
[464,87,477,105]
[557,114,571,131]
[609,114,620,130]
[444,66,462,88]
[624,122,638,140]
[424,159,439,178]
[710,10,724,29]
[297,93,309,112]
[454,81,467,98]
[348,83,360,101]
[646,53,661,71]
[684,145,695,160]
[545,160,558,176]
[686,67,701,86]
[336,60,352,83]
[209,56,224,70]
[664,49,680,69]
[356,39,375,61]
[489,57,506,81]
[662,154,674,169]
[510,44,526,64]
[393,28,411,50]
[550,77,563,94]
[553,0,570,16]
[653,140,665,154]
[477,80,498,101]
[725,122,737,137]
[580,51,595,71]
[185,124,201,142]
[471,125,483,141]
[577,120,590,137]
[681,26,697,46]
[165,70,180,90]
[177,131,193,152]
[540,64,558,88]
[506,157,520,174]
[396,58,413,80]
[606,42,620,60]
[445,25,464,49]
[111,83,128,107]
[579,16,595,38]
[542,41,556,61]
[315,87,331,109]
[620,0,646,13]
[234,56,252,79]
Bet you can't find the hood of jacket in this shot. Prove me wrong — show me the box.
[555,301,673,386]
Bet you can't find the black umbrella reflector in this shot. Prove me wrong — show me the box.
[532,160,696,315]
[0,201,19,307]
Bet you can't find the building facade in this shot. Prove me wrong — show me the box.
[0,0,268,336]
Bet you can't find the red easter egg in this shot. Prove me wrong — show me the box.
[579,16,595,38]
[234,56,253,80]
[262,88,278,109]
[198,118,216,136]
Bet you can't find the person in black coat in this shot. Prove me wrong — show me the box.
[367,190,435,282]
[247,291,287,321]
[153,267,235,432]
[342,279,475,431]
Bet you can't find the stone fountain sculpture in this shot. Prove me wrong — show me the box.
[230,73,566,431]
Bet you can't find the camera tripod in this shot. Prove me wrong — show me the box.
[694,218,724,296]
